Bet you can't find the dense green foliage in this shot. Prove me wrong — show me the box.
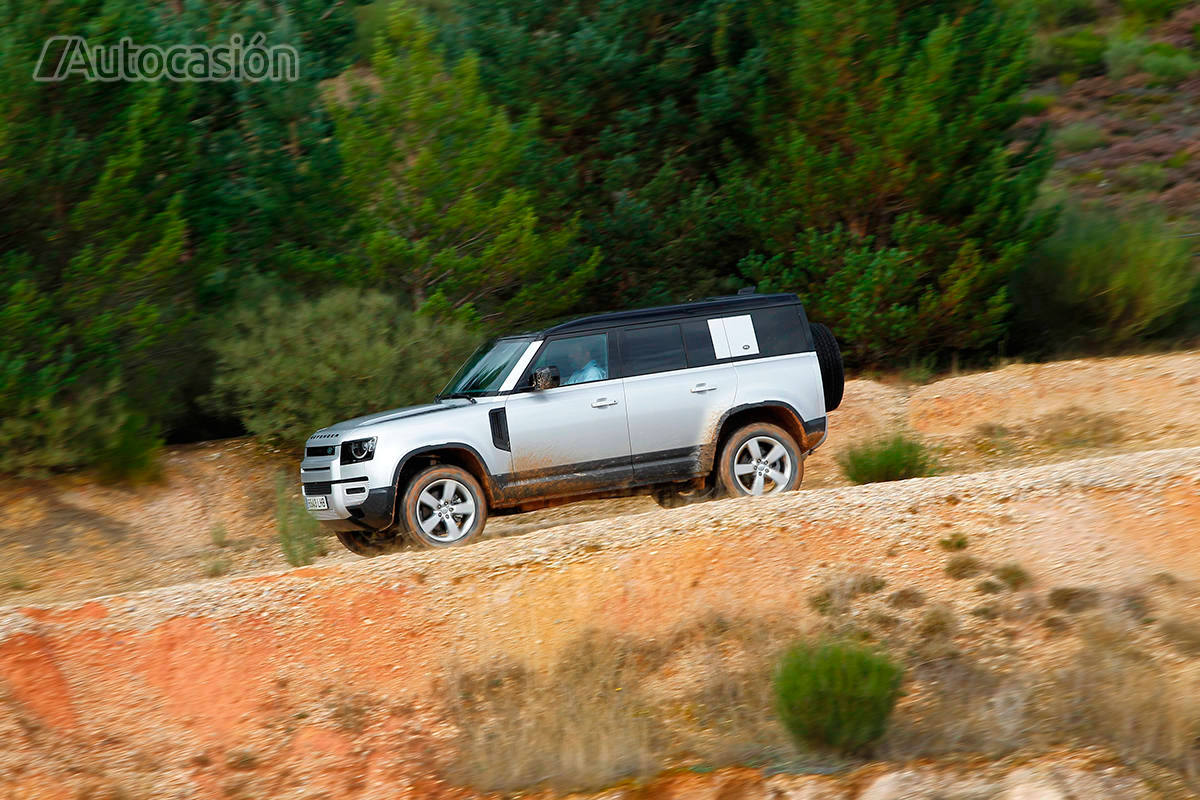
[774,638,904,754]
[0,0,357,472]
[838,435,939,484]
[2,0,1194,476]
[335,7,598,321]
[741,0,1055,361]
[1013,204,1199,351]
[208,289,479,443]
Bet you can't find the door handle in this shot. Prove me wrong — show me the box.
[591,398,619,408]
[690,383,718,393]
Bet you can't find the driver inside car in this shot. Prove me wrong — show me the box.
[563,338,606,385]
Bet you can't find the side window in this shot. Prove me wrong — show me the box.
[621,324,687,376]
[532,333,609,386]
[752,306,807,357]
[681,319,720,367]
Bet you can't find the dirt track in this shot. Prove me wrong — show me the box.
[3,350,1199,607]
[3,445,1199,798]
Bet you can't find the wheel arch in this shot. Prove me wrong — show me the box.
[389,443,496,525]
[705,402,822,474]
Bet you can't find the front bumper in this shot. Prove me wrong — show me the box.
[300,456,395,532]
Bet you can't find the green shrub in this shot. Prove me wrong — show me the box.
[1012,204,1198,350]
[204,557,231,579]
[210,524,229,549]
[1119,0,1184,21]
[92,413,164,486]
[1142,50,1198,85]
[838,436,937,484]
[1114,163,1168,191]
[1034,30,1108,78]
[1105,35,1150,79]
[208,288,480,443]
[276,474,326,567]
[1033,0,1100,27]
[1056,122,1108,153]
[774,639,904,755]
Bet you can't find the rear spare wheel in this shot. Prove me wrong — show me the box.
[811,322,844,412]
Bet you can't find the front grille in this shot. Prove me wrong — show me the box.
[303,481,332,496]
[306,445,338,458]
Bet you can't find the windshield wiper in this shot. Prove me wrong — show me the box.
[436,392,477,404]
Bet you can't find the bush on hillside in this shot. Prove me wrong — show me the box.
[1119,0,1185,21]
[1031,0,1100,27]
[1011,204,1199,351]
[276,474,326,567]
[1142,49,1199,85]
[1056,122,1109,153]
[838,435,938,484]
[774,638,904,755]
[1105,35,1150,78]
[208,289,480,443]
[1033,29,1108,78]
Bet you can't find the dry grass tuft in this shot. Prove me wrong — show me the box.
[1037,407,1121,450]
[809,573,887,617]
[944,554,984,580]
[917,604,959,639]
[991,562,1033,590]
[1048,586,1101,613]
[938,532,969,551]
[887,587,925,609]
[1161,618,1200,657]
[442,617,799,793]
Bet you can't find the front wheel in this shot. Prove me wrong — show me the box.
[717,423,803,497]
[399,465,488,548]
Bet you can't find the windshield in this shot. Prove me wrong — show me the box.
[441,337,533,395]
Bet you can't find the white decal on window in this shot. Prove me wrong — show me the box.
[721,315,759,356]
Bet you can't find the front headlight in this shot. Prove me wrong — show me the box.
[341,437,377,464]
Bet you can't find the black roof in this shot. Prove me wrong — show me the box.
[538,292,801,336]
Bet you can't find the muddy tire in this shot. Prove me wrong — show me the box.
[812,322,844,412]
[717,422,804,497]
[399,465,488,548]
[335,529,400,557]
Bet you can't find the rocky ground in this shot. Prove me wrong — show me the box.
[2,351,1200,799]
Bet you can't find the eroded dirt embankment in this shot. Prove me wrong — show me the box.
[2,447,1198,799]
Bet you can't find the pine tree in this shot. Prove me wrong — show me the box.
[334,5,596,324]
[740,0,1054,362]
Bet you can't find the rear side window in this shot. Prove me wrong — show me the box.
[620,324,687,376]
[681,320,720,367]
[752,306,809,356]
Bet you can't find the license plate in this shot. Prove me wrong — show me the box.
[305,496,328,511]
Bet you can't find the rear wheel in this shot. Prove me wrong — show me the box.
[717,422,803,497]
[335,529,400,557]
[399,465,488,548]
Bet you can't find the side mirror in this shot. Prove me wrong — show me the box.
[532,365,560,391]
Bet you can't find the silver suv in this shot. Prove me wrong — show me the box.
[300,292,843,554]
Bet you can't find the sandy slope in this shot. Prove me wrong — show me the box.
[1,446,1198,799]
